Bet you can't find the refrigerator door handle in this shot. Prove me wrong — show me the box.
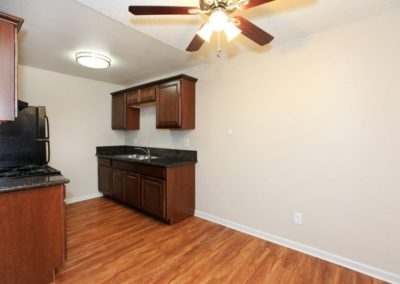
[45,140,50,164]
[44,115,50,139]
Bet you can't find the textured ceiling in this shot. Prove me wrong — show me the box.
[0,0,202,85]
[76,0,400,52]
[0,0,399,85]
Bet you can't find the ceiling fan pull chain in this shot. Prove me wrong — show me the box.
[217,31,222,57]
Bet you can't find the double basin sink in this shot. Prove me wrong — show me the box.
[115,154,161,161]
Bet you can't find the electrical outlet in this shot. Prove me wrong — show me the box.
[227,129,233,135]
[293,212,302,225]
[184,139,190,147]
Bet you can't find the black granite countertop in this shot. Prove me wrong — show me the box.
[96,146,197,168]
[0,175,70,194]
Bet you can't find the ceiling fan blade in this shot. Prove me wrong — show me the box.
[234,16,274,46]
[186,32,205,52]
[129,6,198,15]
[243,0,274,10]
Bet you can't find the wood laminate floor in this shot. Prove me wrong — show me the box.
[55,198,385,284]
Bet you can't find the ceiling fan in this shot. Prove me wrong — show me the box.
[128,0,275,52]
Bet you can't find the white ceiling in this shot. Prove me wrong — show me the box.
[77,0,400,51]
[1,0,399,85]
[0,0,202,85]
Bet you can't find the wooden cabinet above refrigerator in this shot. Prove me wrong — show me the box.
[0,11,23,122]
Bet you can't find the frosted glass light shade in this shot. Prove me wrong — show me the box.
[75,52,110,69]
[197,23,214,42]
[224,22,241,41]
[209,10,228,32]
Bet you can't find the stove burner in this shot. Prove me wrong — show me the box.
[0,165,61,179]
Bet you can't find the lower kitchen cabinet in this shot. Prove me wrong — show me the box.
[0,185,66,284]
[124,173,141,208]
[97,158,195,224]
[112,169,124,202]
[98,165,112,196]
[141,176,166,219]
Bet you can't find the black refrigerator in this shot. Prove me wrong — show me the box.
[0,106,50,167]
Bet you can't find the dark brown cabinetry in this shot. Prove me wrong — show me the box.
[124,173,141,208]
[127,86,155,107]
[111,74,197,130]
[127,89,140,106]
[156,78,195,129]
[141,176,166,219]
[112,169,124,202]
[98,165,112,196]
[0,12,23,122]
[140,86,156,103]
[0,185,66,284]
[97,158,195,224]
[111,93,139,130]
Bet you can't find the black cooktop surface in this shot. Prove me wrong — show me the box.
[0,165,61,179]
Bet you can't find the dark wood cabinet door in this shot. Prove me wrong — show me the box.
[124,173,141,208]
[156,80,181,128]
[98,165,112,196]
[0,12,22,122]
[112,169,124,202]
[140,86,156,103]
[127,89,139,106]
[141,176,166,219]
[111,94,126,129]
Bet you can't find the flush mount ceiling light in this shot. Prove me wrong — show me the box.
[128,0,275,53]
[75,52,111,69]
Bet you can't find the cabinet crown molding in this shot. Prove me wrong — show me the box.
[111,74,198,96]
[0,11,24,30]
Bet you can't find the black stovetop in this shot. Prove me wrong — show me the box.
[0,165,61,179]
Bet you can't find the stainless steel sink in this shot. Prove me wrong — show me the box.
[116,154,160,160]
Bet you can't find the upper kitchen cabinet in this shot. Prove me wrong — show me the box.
[0,12,23,122]
[156,78,195,129]
[126,86,155,107]
[111,74,197,130]
[111,93,139,130]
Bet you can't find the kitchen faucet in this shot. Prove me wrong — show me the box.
[135,147,151,158]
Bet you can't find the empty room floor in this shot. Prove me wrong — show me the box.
[55,198,385,283]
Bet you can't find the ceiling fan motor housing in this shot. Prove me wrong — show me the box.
[201,0,231,11]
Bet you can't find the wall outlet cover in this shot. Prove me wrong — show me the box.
[294,212,302,225]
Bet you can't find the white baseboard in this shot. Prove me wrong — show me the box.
[65,193,103,204]
[195,210,399,284]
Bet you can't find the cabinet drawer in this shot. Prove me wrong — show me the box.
[140,86,156,103]
[112,160,165,179]
[98,158,111,167]
[127,90,140,105]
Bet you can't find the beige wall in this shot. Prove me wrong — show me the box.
[18,65,125,200]
[126,8,400,276]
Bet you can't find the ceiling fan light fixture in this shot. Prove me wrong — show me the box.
[209,9,228,32]
[197,23,214,42]
[75,52,111,69]
[224,22,241,41]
